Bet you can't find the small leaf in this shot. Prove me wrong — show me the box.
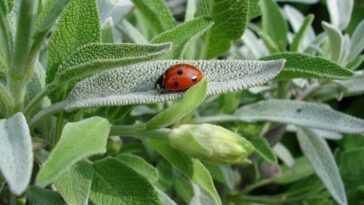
[273,157,314,184]
[0,113,33,195]
[260,0,288,51]
[262,52,353,80]
[322,22,343,63]
[327,0,353,30]
[116,153,158,183]
[234,99,364,134]
[36,117,110,186]
[151,16,214,59]
[66,60,285,111]
[131,0,176,34]
[90,157,162,205]
[55,43,172,83]
[348,19,364,63]
[147,78,208,130]
[46,0,101,85]
[297,127,347,205]
[339,148,364,188]
[250,137,277,164]
[147,138,221,205]
[249,0,261,19]
[54,161,93,205]
[27,186,64,205]
[290,14,314,52]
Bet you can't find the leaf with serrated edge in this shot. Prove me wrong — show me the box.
[36,117,110,186]
[66,60,285,111]
[297,127,347,205]
[0,113,33,195]
[234,99,364,134]
[262,52,353,80]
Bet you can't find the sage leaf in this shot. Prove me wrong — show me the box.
[262,52,353,80]
[297,127,347,205]
[260,0,288,51]
[147,138,221,205]
[66,59,285,111]
[90,158,162,205]
[322,22,343,63]
[46,0,101,85]
[27,186,64,205]
[234,99,364,134]
[336,76,364,97]
[273,157,314,184]
[97,0,133,24]
[156,187,178,205]
[101,18,114,43]
[249,0,261,20]
[151,16,214,59]
[327,0,353,30]
[290,14,314,52]
[36,117,110,186]
[348,19,364,63]
[197,0,249,58]
[131,0,176,34]
[250,137,277,164]
[146,78,208,130]
[54,161,93,205]
[116,153,158,183]
[55,43,171,83]
[0,113,33,195]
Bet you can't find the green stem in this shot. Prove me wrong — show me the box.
[24,82,57,116]
[0,8,13,63]
[54,111,64,144]
[242,178,275,194]
[29,101,67,129]
[110,124,170,139]
[0,83,14,116]
[8,80,26,112]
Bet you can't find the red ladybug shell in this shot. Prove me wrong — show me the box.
[156,64,203,93]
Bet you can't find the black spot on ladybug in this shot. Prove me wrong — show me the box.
[174,82,179,87]
[296,108,302,113]
[177,69,183,75]
[191,74,197,82]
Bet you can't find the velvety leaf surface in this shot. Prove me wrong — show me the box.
[36,117,110,186]
[65,60,285,111]
[116,154,158,183]
[234,99,364,134]
[322,22,343,63]
[54,160,93,205]
[262,52,353,80]
[297,128,347,205]
[348,19,364,63]
[27,186,64,205]
[90,158,162,205]
[327,0,353,30]
[0,113,33,195]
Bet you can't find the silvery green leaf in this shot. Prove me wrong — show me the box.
[185,0,198,21]
[286,125,343,140]
[101,18,114,43]
[290,14,315,52]
[273,143,295,168]
[339,34,351,65]
[0,113,33,195]
[65,60,285,111]
[117,20,148,44]
[190,184,216,205]
[276,0,318,3]
[348,19,364,63]
[234,99,364,134]
[241,29,269,59]
[97,0,133,24]
[297,127,347,205]
[327,0,353,30]
[155,187,177,205]
[322,22,343,63]
[336,76,364,97]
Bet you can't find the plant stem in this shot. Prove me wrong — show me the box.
[0,83,14,116]
[0,9,13,63]
[29,101,67,129]
[54,111,64,144]
[110,124,170,139]
[24,82,57,116]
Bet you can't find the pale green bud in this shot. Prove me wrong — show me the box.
[169,124,255,164]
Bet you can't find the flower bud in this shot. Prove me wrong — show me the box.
[169,124,255,164]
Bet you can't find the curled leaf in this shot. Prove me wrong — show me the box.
[65,59,285,111]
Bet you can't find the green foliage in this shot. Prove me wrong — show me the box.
[27,186,64,205]
[290,14,314,52]
[250,137,277,164]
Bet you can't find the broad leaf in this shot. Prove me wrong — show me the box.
[290,15,314,52]
[260,0,288,51]
[322,22,343,63]
[0,113,33,195]
[55,43,172,83]
[234,99,364,134]
[46,0,101,85]
[27,186,64,205]
[297,128,347,205]
[348,19,364,63]
[90,158,162,205]
[262,52,353,80]
[339,148,364,188]
[151,16,213,59]
[198,0,249,58]
[36,117,110,186]
[54,161,93,205]
[147,138,221,205]
[146,78,208,130]
[250,137,277,164]
[131,0,176,34]
[327,0,353,30]
[66,60,285,111]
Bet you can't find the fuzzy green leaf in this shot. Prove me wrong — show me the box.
[147,138,221,205]
[90,158,162,205]
[260,0,288,51]
[348,19,364,63]
[55,43,171,83]
[66,60,284,111]
[146,78,208,130]
[235,99,364,134]
[27,186,64,205]
[290,14,314,52]
[262,52,353,80]
[198,0,249,58]
[36,117,110,186]
[0,113,33,195]
[327,0,353,30]
[116,154,158,183]
[131,0,176,34]
[297,127,347,205]
[322,22,343,63]
[46,0,101,85]
[151,16,214,59]
[54,161,93,205]
[250,137,277,164]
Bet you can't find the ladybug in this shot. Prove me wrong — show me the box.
[155,64,203,93]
